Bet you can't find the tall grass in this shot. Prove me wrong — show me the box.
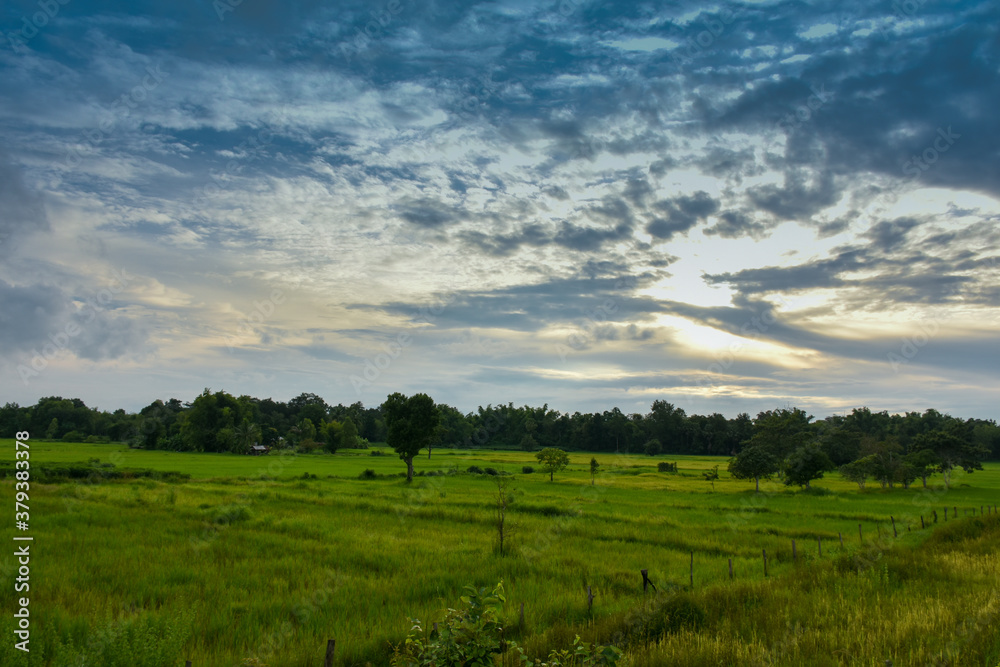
[1,441,997,665]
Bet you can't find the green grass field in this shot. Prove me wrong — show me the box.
[2,441,998,666]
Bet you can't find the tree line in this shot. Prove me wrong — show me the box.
[3,394,998,475]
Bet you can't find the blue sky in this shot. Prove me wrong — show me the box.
[1,0,998,419]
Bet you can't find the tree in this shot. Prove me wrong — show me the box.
[340,418,359,449]
[702,464,719,492]
[383,392,441,482]
[728,445,779,492]
[913,430,988,488]
[590,457,599,485]
[232,419,261,454]
[535,448,569,482]
[839,456,876,489]
[45,418,60,440]
[905,448,938,488]
[493,473,515,556]
[782,443,833,489]
[519,434,537,452]
[746,408,814,460]
[643,438,662,456]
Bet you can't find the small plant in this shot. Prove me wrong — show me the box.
[484,467,499,476]
[467,465,485,474]
[522,466,535,474]
[702,465,719,491]
[657,462,677,473]
[359,469,377,480]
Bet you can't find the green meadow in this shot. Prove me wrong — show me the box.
[2,441,998,666]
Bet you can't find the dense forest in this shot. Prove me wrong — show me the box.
[4,392,999,471]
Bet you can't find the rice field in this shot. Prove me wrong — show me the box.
[1,441,998,666]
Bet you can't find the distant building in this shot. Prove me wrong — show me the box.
[250,444,270,455]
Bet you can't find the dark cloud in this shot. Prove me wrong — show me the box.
[646,191,719,240]
[0,153,49,255]
[703,210,769,240]
[396,198,461,228]
[0,280,149,362]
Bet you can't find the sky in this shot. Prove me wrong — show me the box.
[1,0,998,420]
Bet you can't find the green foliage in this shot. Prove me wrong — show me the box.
[727,445,779,491]
[384,392,442,481]
[839,455,876,489]
[522,466,535,474]
[359,468,378,479]
[391,582,622,667]
[390,581,509,667]
[516,636,624,666]
[643,439,662,456]
[702,464,719,490]
[535,448,570,481]
[467,465,485,474]
[782,443,834,489]
[656,462,677,473]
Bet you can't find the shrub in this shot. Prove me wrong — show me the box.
[369,449,389,456]
[657,462,677,473]
[63,431,86,442]
[359,469,377,480]
[522,466,535,474]
[484,467,499,476]
[467,465,485,474]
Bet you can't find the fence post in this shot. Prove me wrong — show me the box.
[933,510,938,523]
[921,515,925,529]
[891,516,897,538]
[185,662,192,667]
[762,549,768,577]
[818,537,822,558]
[839,532,843,548]
[728,558,733,580]
[519,601,525,629]
[689,552,694,588]
[325,639,336,667]
[587,585,595,611]
[792,539,796,561]
[859,523,863,542]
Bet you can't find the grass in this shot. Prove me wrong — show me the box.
[1,441,998,666]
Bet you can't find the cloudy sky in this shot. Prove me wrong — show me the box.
[1,0,998,419]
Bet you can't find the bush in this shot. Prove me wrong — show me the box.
[484,467,499,476]
[359,469,377,480]
[297,438,322,453]
[369,449,389,456]
[643,439,662,456]
[467,465,484,474]
[63,431,86,442]
[657,462,678,473]
[522,466,535,474]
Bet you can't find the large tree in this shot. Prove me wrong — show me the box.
[535,447,569,482]
[728,445,779,492]
[782,443,833,489]
[913,430,988,488]
[383,392,441,482]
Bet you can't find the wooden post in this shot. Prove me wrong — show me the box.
[944,507,948,521]
[689,552,694,588]
[891,516,897,538]
[728,558,733,580]
[921,515,925,529]
[933,510,938,523]
[324,639,336,667]
[859,523,863,542]
[185,662,192,667]
[792,539,796,561]
[954,506,957,519]
[839,532,843,547]
[762,549,768,577]
[519,601,525,629]
[587,585,595,611]
[433,622,438,636]
[818,537,822,558]
[641,569,656,592]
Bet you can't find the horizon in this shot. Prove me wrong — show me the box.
[2,1,999,422]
